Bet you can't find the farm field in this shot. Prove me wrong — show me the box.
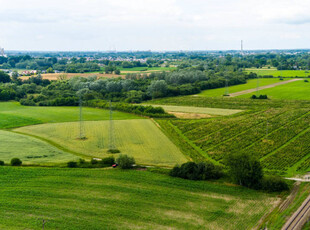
[0,167,278,230]
[119,66,176,73]
[15,120,188,166]
[0,130,77,164]
[151,96,310,176]
[0,102,140,129]
[245,68,310,77]
[21,73,122,81]
[143,104,242,116]
[198,78,288,97]
[237,80,310,100]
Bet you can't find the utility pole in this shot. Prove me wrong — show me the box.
[79,97,85,139]
[109,100,115,150]
[266,119,269,139]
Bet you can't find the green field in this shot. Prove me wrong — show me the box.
[15,120,188,166]
[0,102,140,129]
[151,96,310,176]
[0,130,77,164]
[237,80,310,100]
[119,66,176,72]
[246,68,310,77]
[0,167,277,229]
[198,78,288,97]
[144,104,242,116]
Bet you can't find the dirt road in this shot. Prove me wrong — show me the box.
[228,79,302,97]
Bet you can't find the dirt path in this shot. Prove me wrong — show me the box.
[228,79,302,97]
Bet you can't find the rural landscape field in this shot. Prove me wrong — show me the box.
[2,0,310,229]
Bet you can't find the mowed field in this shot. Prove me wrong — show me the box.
[15,120,188,166]
[0,167,278,230]
[237,80,310,100]
[198,78,288,97]
[144,104,242,116]
[0,130,77,164]
[0,102,140,129]
[246,68,310,77]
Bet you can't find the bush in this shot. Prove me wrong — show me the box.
[116,154,135,169]
[91,159,98,165]
[170,161,223,181]
[67,161,78,168]
[262,176,289,192]
[304,79,309,82]
[107,149,120,154]
[101,156,115,166]
[0,160,4,166]
[11,158,22,166]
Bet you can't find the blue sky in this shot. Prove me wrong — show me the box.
[0,0,309,51]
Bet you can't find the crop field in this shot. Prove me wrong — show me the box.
[0,167,278,230]
[246,68,310,77]
[0,102,140,129]
[151,96,310,176]
[143,104,242,116]
[198,78,288,97]
[15,120,188,166]
[0,130,77,164]
[237,80,310,100]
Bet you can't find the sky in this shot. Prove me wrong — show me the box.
[0,0,310,51]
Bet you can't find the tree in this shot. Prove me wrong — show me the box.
[147,80,168,98]
[47,67,54,73]
[116,154,135,169]
[0,71,11,83]
[225,153,263,189]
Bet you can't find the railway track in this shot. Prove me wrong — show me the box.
[282,194,310,230]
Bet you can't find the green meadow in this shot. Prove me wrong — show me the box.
[198,78,287,97]
[246,68,310,77]
[237,80,310,100]
[15,120,188,166]
[0,167,277,230]
[0,102,140,129]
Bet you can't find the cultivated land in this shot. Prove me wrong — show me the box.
[143,104,242,116]
[21,73,122,81]
[150,96,310,176]
[15,120,188,166]
[0,167,277,230]
[198,78,289,97]
[0,130,77,164]
[245,68,310,77]
[237,80,310,100]
[0,102,140,129]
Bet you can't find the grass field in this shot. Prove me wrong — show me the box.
[0,102,140,129]
[0,167,277,229]
[0,130,77,164]
[237,80,310,100]
[144,104,242,116]
[15,120,188,166]
[246,68,310,77]
[198,78,289,97]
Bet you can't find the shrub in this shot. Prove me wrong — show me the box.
[170,161,223,181]
[304,79,309,82]
[78,158,85,164]
[0,160,4,166]
[262,176,289,192]
[107,149,120,154]
[67,161,78,168]
[91,159,98,165]
[11,158,22,166]
[101,156,115,166]
[116,154,135,169]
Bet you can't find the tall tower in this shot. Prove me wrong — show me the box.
[241,40,244,55]
[0,47,4,57]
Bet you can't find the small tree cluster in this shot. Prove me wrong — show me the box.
[251,94,268,99]
[11,158,22,166]
[116,154,135,169]
[170,161,223,181]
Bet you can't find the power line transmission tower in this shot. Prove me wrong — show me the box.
[79,97,85,139]
[225,77,229,95]
[109,101,116,150]
[256,76,260,96]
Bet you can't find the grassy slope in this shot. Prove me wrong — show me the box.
[0,130,77,164]
[0,167,276,230]
[0,102,141,129]
[246,68,310,77]
[237,80,310,100]
[15,120,188,167]
[198,78,288,97]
